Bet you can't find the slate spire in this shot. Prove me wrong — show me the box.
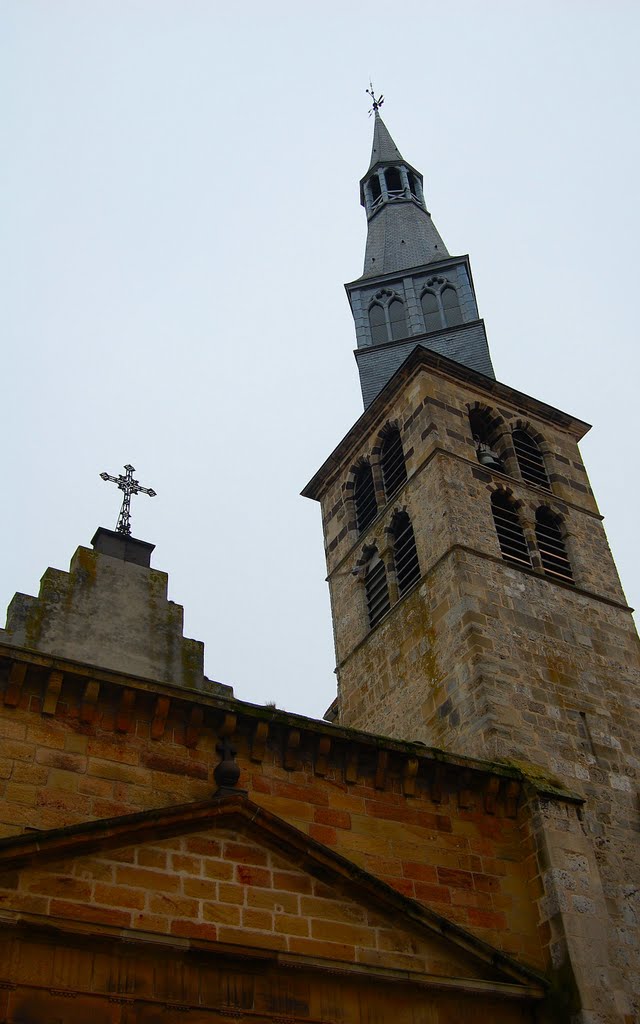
[346,106,495,407]
[366,109,404,171]
[359,111,449,278]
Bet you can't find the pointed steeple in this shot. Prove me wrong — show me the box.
[345,105,495,408]
[367,110,404,171]
[359,112,449,278]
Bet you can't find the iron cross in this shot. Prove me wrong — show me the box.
[99,464,156,537]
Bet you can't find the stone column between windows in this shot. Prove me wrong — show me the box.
[377,169,389,201]
[399,166,410,194]
[403,277,423,337]
[380,536,399,606]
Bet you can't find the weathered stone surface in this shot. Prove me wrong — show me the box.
[0,543,206,691]
[306,348,640,1022]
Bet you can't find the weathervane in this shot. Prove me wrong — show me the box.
[366,81,384,116]
[99,464,156,537]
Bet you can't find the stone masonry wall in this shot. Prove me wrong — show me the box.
[315,358,640,1022]
[0,655,546,974]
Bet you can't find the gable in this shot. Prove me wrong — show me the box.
[0,794,545,1016]
[1,825,500,985]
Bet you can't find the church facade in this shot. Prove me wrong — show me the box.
[0,111,638,1023]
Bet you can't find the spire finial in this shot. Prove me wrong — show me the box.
[99,464,156,536]
[366,81,384,117]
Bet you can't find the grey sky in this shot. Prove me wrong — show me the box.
[2,1,639,719]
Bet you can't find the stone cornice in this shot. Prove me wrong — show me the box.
[0,643,583,809]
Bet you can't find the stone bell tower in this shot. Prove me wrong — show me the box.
[303,105,640,1021]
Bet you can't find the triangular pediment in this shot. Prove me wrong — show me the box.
[0,794,544,1000]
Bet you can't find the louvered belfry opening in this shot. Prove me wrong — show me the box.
[365,552,391,628]
[513,429,550,489]
[536,508,574,583]
[380,427,407,500]
[391,511,420,595]
[491,492,532,567]
[354,462,377,534]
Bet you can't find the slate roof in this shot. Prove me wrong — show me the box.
[366,109,404,171]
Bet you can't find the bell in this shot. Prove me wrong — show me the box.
[477,445,501,469]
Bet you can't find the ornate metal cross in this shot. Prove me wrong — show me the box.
[366,81,384,116]
[99,464,156,537]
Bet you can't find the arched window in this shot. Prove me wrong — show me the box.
[441,286,463,327]
[421,290,442,332]
[380,427,407,500]
[391,512,420,595]
[535,508,574,583]
[365,551,391,628]
[353,462,377,534]
[369,175,382,204]
[369,303,387,345]
[388,298,408,341]
[469,407,503,471]
[385,167,402,193]
[513,430,550,489]
[491,492,532,568]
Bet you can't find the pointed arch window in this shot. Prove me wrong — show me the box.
[421,290,442,332]
[369,303,387,345]
[491,492,532,568]
[388,298,408,341]
[365,551,391,628]
[380,427,407,500]
[353,462,377,534]
[513,430,550,489]
[535,508,574,583]
[441,286,463,327]
[368,294,408,344]
[391,511,420,595]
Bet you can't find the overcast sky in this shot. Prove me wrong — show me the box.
[2,1,639,720]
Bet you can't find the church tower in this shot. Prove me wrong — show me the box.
[303,107,640,1017]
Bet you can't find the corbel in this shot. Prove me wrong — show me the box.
[150,696,171,740]
[79,679,101,724]
[483,774,500,815]
[4,661,27,708]
[374,749,388,791]
[315,735,331,776]
[457,769,473,809]
[402,756,419,796]
[283,729,301,771]
[505,780,521,818]
[115,688,136,733]
[219,712,237,737]
[430,763,444,804]
[42,670,64,716]
[345,747,358,784]
[186,706,204,749]
[251,721,269,763]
